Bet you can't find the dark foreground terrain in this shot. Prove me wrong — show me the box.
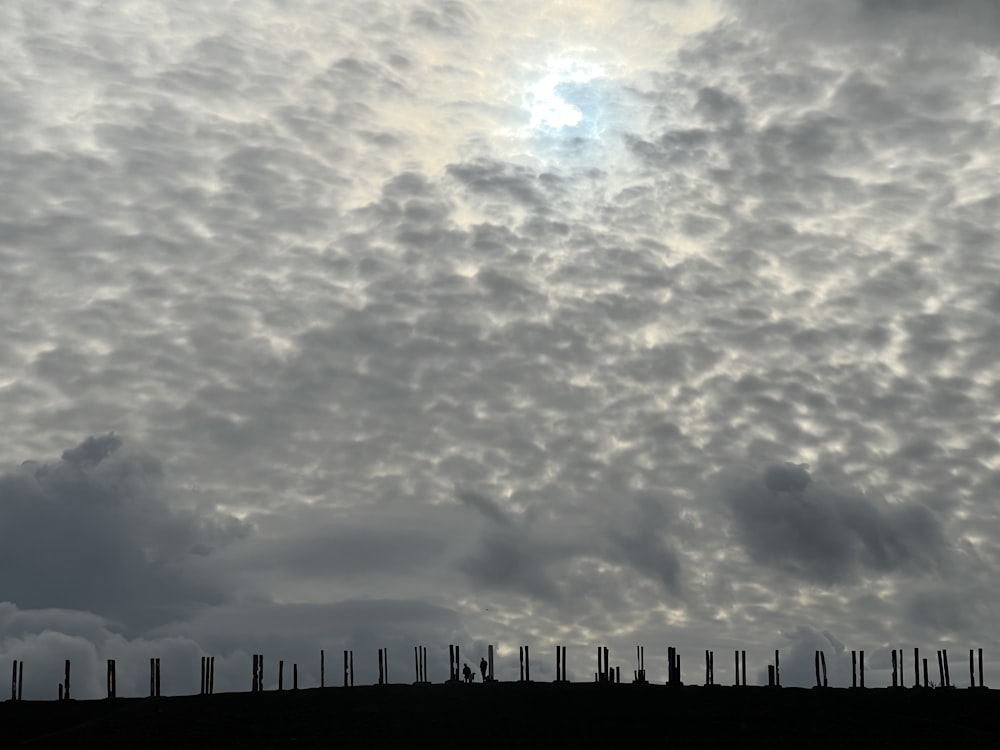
[3,682,997,749]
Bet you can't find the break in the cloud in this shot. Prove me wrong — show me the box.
[1,0,999,697]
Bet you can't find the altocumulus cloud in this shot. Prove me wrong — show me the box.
[1,0,1000,692]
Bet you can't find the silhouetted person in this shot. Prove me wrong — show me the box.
[463,663,472,683]
[480,657,488,682]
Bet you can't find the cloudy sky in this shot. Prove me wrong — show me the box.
[2,0,999,698]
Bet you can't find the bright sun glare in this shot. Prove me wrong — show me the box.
[526,60,605,131]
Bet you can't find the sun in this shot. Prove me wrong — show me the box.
[525,59,606,134]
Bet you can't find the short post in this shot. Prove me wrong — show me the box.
[815,651,822,688]
[378,650,383,685]
[556,646,567,682]
[343,650,354,687]
[200,657,206,695]
[635,646,646,683]
[923,658,929,687]
[279,660,284,691]
[488,644,495,681]
[767,665,775,687]
[705,650,712,686]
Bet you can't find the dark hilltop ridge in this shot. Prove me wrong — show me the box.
[3,645,996,748]
[4,682,998,749]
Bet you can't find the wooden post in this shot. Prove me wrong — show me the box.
[279,660,284,691]
[519,647,524,681]
[775,650,780,687]
[489,644,495,681]
[970,650,975,688]
[936,650,944,687]
[734,650,739,686]
[616,666,620,684]
[820,651,828,687]
[943,649,951,687]
[17,660,22,702]
[898,649,904,687]
[767,665,775,687]
[741,650,746,687]
[815,651,821,687]
[11,660,17,701]
[852,651,857,688]
[668,647,676,685]
[923,658,929,687]
[155,658,161,697]
[252,654,259,692]
[209,657,214,695]
[64,659,71,700]
[914,648,920,688]
[107,658,116,699]
[293,664,298,690]
[860,651,865,688]
[344,651,349,687]
[891,650,898,688]
[59,683,63,701]
[978,648,984,688]
[321,650,325,688]
[705,650,711,686]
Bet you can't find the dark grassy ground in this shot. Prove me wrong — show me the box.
[3,683,997,749]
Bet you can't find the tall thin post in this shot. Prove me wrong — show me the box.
[734,650,739,686]
[155,658,161,697]
[64,659,71,700]
[852,651,857,688]
[914,648,920,688]
[970,650,975,688]
[978,648,984,688]
[11,660,17,701]
[943,649,951,687]
[937,650,944,687]
[488,644,494,681]
[923,658,929,687]
[891,650,898,688]
[252,654,258,692]
[898,649,904,687]
[520,647,525,682]
[321,650,325,688]
[209,656,214,695]
[279,660,284,691]
[16,661,22,702]
[741,650,746,687]
[860,651,865,688]
[815,651,821,687]
[820,651,828,687]
[775,650,780,687]
[293,664,298,690]
[344,650,349,687]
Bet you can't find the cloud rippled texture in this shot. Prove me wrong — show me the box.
[1,0,999,689]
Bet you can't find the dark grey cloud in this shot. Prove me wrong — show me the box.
[0,436,247,631]
[722,465,948,584]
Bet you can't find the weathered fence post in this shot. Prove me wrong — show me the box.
[488,644,495,682]
[321,649,325,688]
[252,654,259,692]
[815,651,821,688]
[891,650,898,688]
[898,649,904,687]
[279,660,284,691]
[293,664,298,690]
[914,648,920,688]
[209,656,215,695]
[11,660,17,701]
[943,649,951,687]
[343,650,354,687]
[767,665,775,687]
[978,648,984,688]
[519,646,530,682]
[775,650,780,687]
[64,659,71,700]
[851,651,857,688]
[155,658,161,697]
[860,651,865,688]
[820,651,828,687]
[106,659,116,699]
[936,650,944,687]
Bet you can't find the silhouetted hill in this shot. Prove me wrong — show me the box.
[3,683,997,749]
